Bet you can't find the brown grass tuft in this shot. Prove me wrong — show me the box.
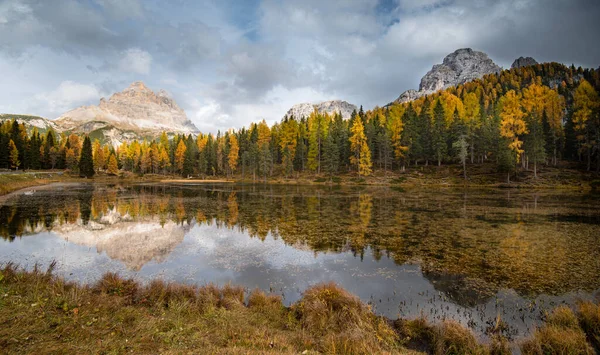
[93,272,139,303]
[293,282,399,353]
[247,288,283,310]
[521,305,594,355]
[578,301,600,351]
[545,305,579,329]
[221,283,245,309]
[433,320,488,355]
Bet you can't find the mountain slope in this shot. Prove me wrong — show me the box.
[0,114,57,133]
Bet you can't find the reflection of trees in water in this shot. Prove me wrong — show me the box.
[2,184,600,301]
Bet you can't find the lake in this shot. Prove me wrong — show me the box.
[1,182,599,341]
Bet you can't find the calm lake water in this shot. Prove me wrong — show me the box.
[1,182,599,340]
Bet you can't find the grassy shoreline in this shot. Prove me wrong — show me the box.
[0,172,68,196]
[0,264,598,354]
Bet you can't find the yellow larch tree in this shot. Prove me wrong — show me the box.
[572,79,600,171]
[349,117,372,176]
[499,90,528,178]
[8,139,19,169]
[522,83,548,177]
[92,139,105,172]
[107,153,119,175]
[228,132,239,175]
[440,92,465,126]
[387,104,407,167]
[175,139,187,173]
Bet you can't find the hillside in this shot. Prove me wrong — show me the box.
[0,114,56,133]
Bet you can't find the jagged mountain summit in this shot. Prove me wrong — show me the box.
[54,82,198,146]
[511,56,538,69]
[393,48,502,104]
[285,100,357,120]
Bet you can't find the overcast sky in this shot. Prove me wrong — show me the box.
[0,0,598,133]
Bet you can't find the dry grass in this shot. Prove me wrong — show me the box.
[0,266,401,354]
[432,320,489,355]
[1,263,598,355]
[578,301,600,351]
[521,305,595,355]
[0,173,55,195]
[292,282,400,354]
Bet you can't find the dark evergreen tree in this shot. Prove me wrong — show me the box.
[418,100,433,165]
[432,99,447,166]
[10,120,24,170]
[323,131,339,176]
[0,128,8,169]
[78,135,95,178]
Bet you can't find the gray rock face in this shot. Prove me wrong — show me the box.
[285,100,357,120]
[511,56,538,69]
[54,81,198,146]
[394,48,502,104]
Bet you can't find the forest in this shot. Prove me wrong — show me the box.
[1,62,599,181]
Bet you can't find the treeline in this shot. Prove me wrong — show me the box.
[1,62,599,179]
[0,121,109,177]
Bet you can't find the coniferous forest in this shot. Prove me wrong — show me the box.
[1,62,600,181]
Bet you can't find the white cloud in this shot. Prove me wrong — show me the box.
[187,85,335,133]
[33,81,101,118]
[118,48,152,75]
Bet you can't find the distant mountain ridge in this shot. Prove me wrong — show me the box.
[0,114,57,133]
[285,100,357,120]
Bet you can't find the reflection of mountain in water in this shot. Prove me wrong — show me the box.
[52,208,187,271]
[2,183,600,306]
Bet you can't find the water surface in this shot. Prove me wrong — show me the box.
[1,182,599,340]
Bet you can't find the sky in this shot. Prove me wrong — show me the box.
[0,0,599,133]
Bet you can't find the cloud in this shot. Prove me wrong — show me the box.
[1,0,600,133]
[33,81,102,118]
[118,48,152,75]
[0,0,135,56]
[96,0,144,19]
[148,21,222,71]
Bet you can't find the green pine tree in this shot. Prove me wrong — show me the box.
[432,99,448,166]
[79,135,95,178]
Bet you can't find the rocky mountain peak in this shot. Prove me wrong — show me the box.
[285,100,357,120]
[127,81,151,91]
[511,56,538,69]
[54,82,198,146]
[393,48,502,104]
